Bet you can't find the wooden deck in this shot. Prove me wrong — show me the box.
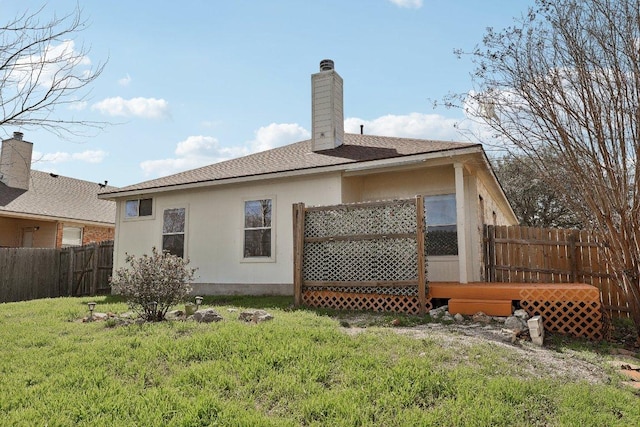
[428,282,603,340]
[428,282,600,302]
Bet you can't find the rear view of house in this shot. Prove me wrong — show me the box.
[100,60,517,295]
[0,133,116,248]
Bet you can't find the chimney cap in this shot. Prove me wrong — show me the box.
[319,59,334,71]
[13,131,23,140]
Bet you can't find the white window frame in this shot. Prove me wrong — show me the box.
[62,226,83,248]
[161,206,187,258]
[124,198,154,220]
[241,196,276,263]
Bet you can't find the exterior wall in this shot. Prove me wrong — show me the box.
[54,222,115,247]
[111,156,516,294]
[113,172,343,295]
[0,217,57,248]
[344,165,460,281]
[82,225,115,245]
[474,175,519,280]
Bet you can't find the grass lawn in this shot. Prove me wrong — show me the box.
[0,295,638,426]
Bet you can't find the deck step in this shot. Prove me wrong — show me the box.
[448,298,513,317]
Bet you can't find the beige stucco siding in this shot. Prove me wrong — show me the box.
[113,173,343,292]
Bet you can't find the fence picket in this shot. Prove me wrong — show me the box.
[484,226,629,318]
[0,241,113,303]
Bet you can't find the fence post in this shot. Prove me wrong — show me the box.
[292,203,305,307]
[486,225,496,282]
[91,243,99,295]
[416,195,427,315]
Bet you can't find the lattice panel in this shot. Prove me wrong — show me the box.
[304,285,418,296]
[302,290,431,315]
[303,238,418,282]
[519,288,603,340]
[304,201,417,238]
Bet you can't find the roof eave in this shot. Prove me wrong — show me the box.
[99,144,484,200]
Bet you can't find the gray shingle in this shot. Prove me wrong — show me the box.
[103,133,477,195]
[0,171,116,224]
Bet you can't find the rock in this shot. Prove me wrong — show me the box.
[193,308,223,323]
[227,308,238,313]
[442,314,454,322]
[472,312,492,324]
[504,316,528,333]
[239,310,273,323]
[454,313,465,323]
[91,312,108,321]
[391,318,401,326]
[513,309,530,320]
[429,305,448,318]
[165,310,184,320]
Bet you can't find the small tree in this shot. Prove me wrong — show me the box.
[110,248,196,321]
[0,4,105,137]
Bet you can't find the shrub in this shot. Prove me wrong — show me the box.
[110,247,197,321]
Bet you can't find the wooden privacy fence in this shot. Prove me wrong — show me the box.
[484,225,629,318]
[293,197,429,314]
[0,241,113,303]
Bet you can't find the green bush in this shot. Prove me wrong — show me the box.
[110,247,196,321]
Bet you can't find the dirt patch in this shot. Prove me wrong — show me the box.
[336,313,631,385]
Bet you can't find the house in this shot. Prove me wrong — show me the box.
[99,60,518,295]
[0,133,116,248]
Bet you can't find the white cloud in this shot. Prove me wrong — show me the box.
[10,40,91,91]
[345,112,460,140]
[248,123,310,152]
[68,101,88,111]
[32,149,108,165]
[140,123,310,178]
[91,97,169,119]
[388,0,423,9]
[140,135,245,177]
[118,74,132,86]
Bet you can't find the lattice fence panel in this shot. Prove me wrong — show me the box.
[302,290,431,315]
[303,238,418,282]
[519,288,603,340]
[304,201,417,238]
[305,285,418,296]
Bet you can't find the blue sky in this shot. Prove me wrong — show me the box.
[0,0,533,187]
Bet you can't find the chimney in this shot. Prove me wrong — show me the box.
[311,59,344,151]
[0,132,33,190]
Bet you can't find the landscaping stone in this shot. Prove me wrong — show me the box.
[429,305,448,318]
[193,308,223,323]
[504,315,528,333]
[239,309,273,323]
[513,309,530,320]
[472,312,492,324]
[454,313,465,323]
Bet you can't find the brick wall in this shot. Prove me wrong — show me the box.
[55,223,115,248]
[82,225,115,245]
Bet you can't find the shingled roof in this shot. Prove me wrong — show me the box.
[0,170,116,224]
[101,134,479,196]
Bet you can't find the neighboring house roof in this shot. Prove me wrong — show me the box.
[0,170,117,224]
[101,134,480,197]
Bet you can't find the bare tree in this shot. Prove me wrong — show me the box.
[453,0,640,338]
[492,153,583,228]
[0,4,105,138]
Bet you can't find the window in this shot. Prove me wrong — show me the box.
[244,199,272,258]
[125,198,153,218]
[425,194,458,256]
[62,226,83,247]
[162,208,185,258]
